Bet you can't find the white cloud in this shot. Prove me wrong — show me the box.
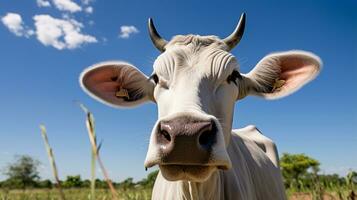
[33,15,97,50]
[37,0,51,7]
[82,0,93,5]
[84,6,93,14]
[1,13,34,37]
[119,25,139,39]
[52,0,82,13]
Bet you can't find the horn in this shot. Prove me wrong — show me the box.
[148,18,168,52]
[223,13,246,51]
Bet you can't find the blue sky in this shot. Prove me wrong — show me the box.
[0,0,356,181]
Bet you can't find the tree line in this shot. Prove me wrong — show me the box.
[280,153,356,199]
[0,155,158,190]
[0,153,356,194]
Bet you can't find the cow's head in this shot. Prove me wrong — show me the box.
[80,13,321,182]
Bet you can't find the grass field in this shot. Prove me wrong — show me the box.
[0,188,355,200]
[0,188,152,200]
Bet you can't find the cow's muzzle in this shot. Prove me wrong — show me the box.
[157,116,216,165]
[145,114,231,181]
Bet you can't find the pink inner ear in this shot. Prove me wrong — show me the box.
[82,66,126,105]
[268,53,320,98]
[81,62,151,107]
[84,66,120,89]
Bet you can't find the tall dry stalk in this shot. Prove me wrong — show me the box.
[39,125,66,200]
[79,103,119,200]
[81,106,97,200]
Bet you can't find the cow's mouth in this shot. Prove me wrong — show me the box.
[144,156,231,170]
[159,164,214,182]
[157,164,228,182]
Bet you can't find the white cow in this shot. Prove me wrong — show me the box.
[80,13,321,200]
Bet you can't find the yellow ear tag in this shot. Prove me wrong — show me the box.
[272,79,286,92]
[115,87,129,98]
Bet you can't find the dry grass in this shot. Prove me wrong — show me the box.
[39,125,66,200]
[79,103,119,200]
[37,103,120,200]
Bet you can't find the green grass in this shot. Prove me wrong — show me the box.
[0,188,152,200]
[1,187,355,200]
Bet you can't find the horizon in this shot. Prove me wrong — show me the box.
[0,0,356,182]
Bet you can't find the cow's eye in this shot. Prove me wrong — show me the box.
[150,74,159,84]
[227,70,241,86]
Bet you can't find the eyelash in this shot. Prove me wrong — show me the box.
[226,70,241,85]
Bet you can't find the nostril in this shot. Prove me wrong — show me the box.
[198,130,216,150]
[161,130,171,142]
[158,122,173,146]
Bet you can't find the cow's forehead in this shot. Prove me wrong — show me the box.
[165,35,227,50]
[153,35,239,79]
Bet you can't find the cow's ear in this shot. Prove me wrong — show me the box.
[80,61,155,108]
[238,50,321,100]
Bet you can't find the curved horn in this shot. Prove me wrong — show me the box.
[148,18,168,52]
[223,13,246,51]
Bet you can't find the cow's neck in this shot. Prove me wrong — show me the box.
[181,171,222,200]
[152,170,223,200]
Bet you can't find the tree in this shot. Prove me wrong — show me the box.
[63,175,82,188]
[2,155,40,189]
[95,178,108,188]
[280,153,320,188]
[82,179,91,188]
[37,179,53,188]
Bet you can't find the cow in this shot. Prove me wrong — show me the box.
[80,13,321,200]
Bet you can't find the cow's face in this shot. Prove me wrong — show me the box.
[80,14,321,182]
[145,37,240,181]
